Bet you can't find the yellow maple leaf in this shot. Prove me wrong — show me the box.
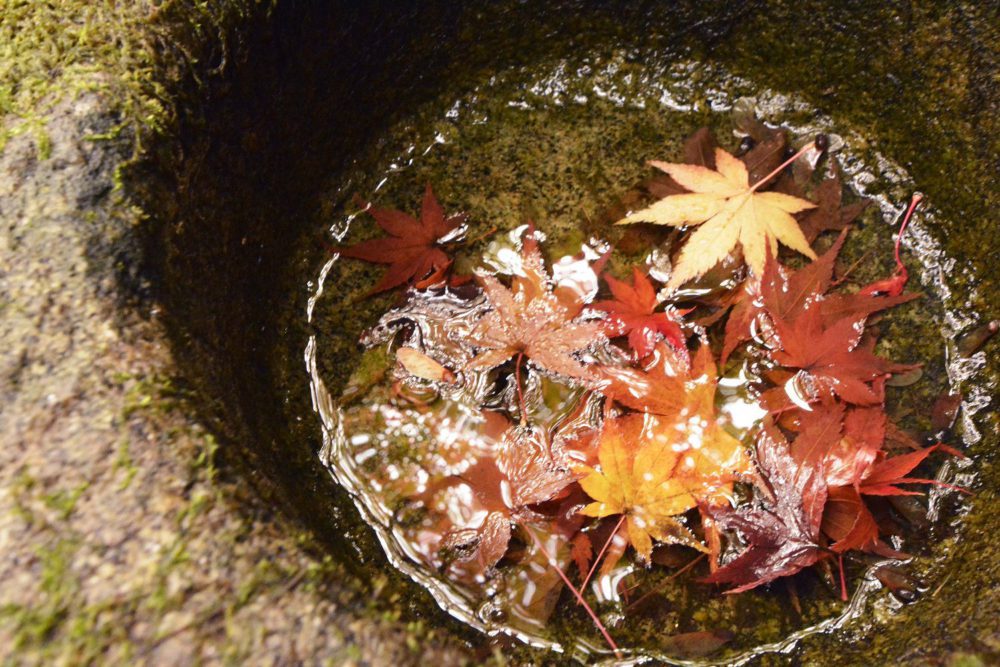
[581,345,753,565]
[617,147,817,289]
[578,414,707,562]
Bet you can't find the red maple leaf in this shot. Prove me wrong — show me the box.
[722,234,917,365]
[821,485,879,553]
[857,444,950,496]
[768,306,914,405]
[337,184,466,294]
[783,400,882,554]
[703,422,827,593]
[720,232,844,365]
[593,268,687,358]
[822,444,960,554]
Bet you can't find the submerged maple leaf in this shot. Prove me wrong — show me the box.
[436,424,576,578]
[577,414,707,562]
[338,184,466,294]
[463,231,603,381]
[598,341,687,417]
[593,268,687,358]
[618,147,817,288]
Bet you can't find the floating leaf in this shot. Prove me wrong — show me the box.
[618,147,817,287]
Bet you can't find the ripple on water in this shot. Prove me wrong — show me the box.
[304,52,984,664]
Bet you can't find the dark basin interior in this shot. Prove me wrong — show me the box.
[135,1,1000,662]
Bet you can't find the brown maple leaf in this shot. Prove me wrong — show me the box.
[796,161,871,243]
[337,184,466,294]
[593,268,687,358]
[463,231,603,381]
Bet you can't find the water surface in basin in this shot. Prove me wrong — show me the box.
[303,51,983,663]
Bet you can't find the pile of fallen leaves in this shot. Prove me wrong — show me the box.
[331,120,963,656]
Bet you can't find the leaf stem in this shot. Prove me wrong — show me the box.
[465,225,498,246]
[515,352,527,426]
[748,141,817,193]
[579,515,626,595]
[838,553,849,602]
[526,529,621,658]
[893,193,923,280]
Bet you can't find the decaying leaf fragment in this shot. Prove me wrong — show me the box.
[396,346,455,383]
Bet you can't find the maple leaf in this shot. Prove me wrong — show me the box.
[463,231,603,381]
[821,444,954,553]
[821,485,879,553]
[581,343,751,567]
[674,345,754,494]
[769,307,914,406]
[598,343,751,474]
[856,444,949,496]
[796,161,871,243]
[822,405,884,487]
[704,422,827,593]
[338,184,466,293]
[577,414,708,562]
[617,146,817,288]
[435,424,576,579]
[646,127,717,199]
[733,110,790,186]
[723,235,918,365]
[593,268,687,358]
[598,341,687,417]
[779,401,952,553]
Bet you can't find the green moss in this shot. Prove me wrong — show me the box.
[40,483,89,521]
[0,0,272,157]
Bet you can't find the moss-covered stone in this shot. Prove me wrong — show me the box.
[1,1,996,665]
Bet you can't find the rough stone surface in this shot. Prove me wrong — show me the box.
[1,2,997,666]
[0,93,474,665]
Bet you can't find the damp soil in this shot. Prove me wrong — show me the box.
[302,54,974,664]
